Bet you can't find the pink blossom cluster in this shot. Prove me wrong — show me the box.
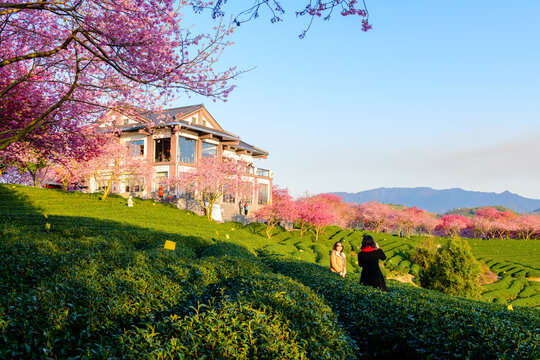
[1,0,237,172]
[255,190,355,239]
[296,195,334,240]
[353,202,540,240]
[169,155,252,220]
[254,185,298,238]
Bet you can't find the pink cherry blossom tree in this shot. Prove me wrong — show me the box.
[313,193,354,229]
[0,0,237,153]
[9,146,52,187]
[190,0,372,36]
[354,201,394,233]
[254,185,298,238]
[0,167,32,185]
[416,211,440,237]
[1,119,103,187]
[512,215,540,240]
[50,159,89,191]
[84,136,154,201]
[170,156,252,221]
[296,197,316,237]
[436,214,471,238]
[296,195,334,240]
[470,216,494,239]
[473,207,516,239]
[392,206,426,236]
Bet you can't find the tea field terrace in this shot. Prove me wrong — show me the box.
[0,185,538,359]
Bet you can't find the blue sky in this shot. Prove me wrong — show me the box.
[176,1,540,199]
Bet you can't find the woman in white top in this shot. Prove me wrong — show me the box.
[330,241,347,278]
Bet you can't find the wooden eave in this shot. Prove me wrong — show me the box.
[198,106,225,132]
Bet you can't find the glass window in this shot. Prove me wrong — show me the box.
[258,184,268,205]
[241,189,253,205]
[256,168,270,177]
[125,176,145,193]
[201,141,217,159]
[155,171,169,191]
[154,138,171,162]
[128,140,144,157]
[223,185,236,203]
[178,136,196,163]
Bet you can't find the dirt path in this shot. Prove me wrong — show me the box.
[387,273,418,286]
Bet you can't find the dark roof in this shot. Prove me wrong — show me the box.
[118,105,268,157]
[147,104,203,125]
[236,141,268,157]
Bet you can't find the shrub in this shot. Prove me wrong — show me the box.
[410,237,438,269]
[478,262,498,285]
[419,238,482,299]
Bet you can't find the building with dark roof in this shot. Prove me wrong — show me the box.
[89,104,272,221]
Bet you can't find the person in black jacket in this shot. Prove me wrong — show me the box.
[358,234,387,291]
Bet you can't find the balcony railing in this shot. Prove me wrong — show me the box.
[256,168,270,177]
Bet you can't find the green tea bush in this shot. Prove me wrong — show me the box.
[117,299,312,359]
[260,253,540,360]
[397,260,412,272]
[518,284,540,298]
[481,276,513,292]
[527,269,540,278]
[1,185,539,359]
[481,278,527,302]
[511,293,540,308]
[0,241,358,359]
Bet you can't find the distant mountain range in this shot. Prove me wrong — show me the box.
[331,187,540,214]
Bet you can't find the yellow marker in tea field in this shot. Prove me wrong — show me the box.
[164,240,176,250]
[507,304,513,311]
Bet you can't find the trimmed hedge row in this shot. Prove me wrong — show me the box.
[481,278,528,302]
[260,252,540,360]
[481,276,514,292]
[511,293,540,308]
[0,221,357,359]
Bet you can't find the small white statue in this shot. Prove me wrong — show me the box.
[127,196,134,207]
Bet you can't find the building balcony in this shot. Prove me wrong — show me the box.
[256,168,271,178]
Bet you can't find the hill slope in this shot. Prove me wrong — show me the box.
[1,185,538,359]
[332,187,540,214]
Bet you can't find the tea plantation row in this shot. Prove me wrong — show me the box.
[1,185,539,359]
[0,220,356,358]
[246,222,540,308]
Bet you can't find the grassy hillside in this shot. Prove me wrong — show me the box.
[1,185,539,359]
